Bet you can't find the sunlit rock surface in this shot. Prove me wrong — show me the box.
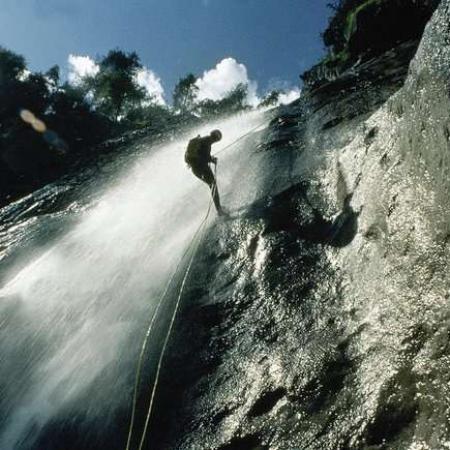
[152,2,450,449]
[1,2,450,450]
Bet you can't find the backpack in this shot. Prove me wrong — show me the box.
[185,135,202,165]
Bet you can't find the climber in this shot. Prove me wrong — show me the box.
[185,129,227,216]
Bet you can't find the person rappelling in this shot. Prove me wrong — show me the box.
[185,129,227,216]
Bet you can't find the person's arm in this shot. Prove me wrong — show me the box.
[205,137,218,164]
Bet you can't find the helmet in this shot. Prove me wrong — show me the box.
[210,129,222,142]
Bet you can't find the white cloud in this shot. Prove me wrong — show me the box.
[195,57,260,107]
[67,55,166,106]
[67,55,99,85]
[135,67,166,106]
[278,87,301,105]
[18,69,31,82]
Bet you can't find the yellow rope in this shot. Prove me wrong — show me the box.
[214,120,267,156]
[136,167,217,449]
[138,213,210,450]
[125,168,217,450]
[124,214,209,450]
[125,117,268,449]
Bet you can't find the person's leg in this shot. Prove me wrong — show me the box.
[191,164,223,213]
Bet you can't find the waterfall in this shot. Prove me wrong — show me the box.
[0,110,268,450]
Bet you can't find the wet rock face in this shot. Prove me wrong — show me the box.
[302,0,439,88]
[347,0,438,58]
[0,3,449,450]
[153,2,450,449]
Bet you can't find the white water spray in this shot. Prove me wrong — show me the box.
[0,110,267,449]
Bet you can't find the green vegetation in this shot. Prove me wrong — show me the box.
[194,83,250,117]
[0,46,290,206]
[343,0,380,42]
[173,73,199,113]
[83,50,146,121]
[303,0,438,86]
[323,0,377,55]
[0,46,112,203]
[259,90,281,108]
[319,0,383,70]
[0,47,26,82]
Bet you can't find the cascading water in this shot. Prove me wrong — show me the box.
[3,3,448,449]
[0,110,268,450]
[133,3,450,448]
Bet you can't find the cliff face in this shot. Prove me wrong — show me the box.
[302,0,438,88]
[152,2,450,449]
[1,2,450,450]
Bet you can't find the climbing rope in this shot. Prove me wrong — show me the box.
[124,210,209,450]
[214,119,268,156]
[125,118,269,449]
[137,203,211,450]
[125,168,217,450]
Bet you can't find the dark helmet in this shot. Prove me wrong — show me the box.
[210,129,222,142]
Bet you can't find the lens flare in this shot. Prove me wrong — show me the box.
[20,109,47,133]
[20,109,36,124]
[32,119,47,133]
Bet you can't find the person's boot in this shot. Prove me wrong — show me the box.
[217,206,229,217]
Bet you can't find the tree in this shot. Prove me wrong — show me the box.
[173,73,199,113]
[259,90,281,108]
[219,83,248,114]
[0,47,26,84]
[0,72,49,125]
[45,65,60,88]
[124,103,174,131]
[49,82,112,152]
[86,50,146,121]
[195,83,249,118]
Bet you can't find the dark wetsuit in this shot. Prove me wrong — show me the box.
[185,135,222,213]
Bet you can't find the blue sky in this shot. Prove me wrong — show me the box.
[0,0,331,101]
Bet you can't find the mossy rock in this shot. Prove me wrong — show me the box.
[346,0,438,58]
[302,0,438,87]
